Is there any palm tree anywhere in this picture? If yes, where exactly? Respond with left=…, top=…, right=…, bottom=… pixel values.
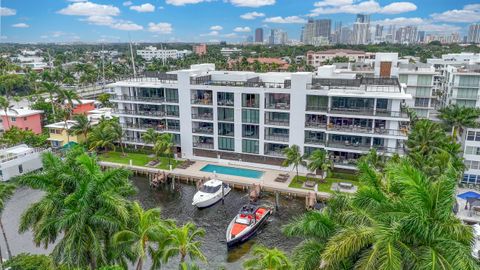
left=0, top=96, right=13, bottom=128
left=69, top=114, right=92, bottom=139
left=159, top=222, right=206, bottom=266
left=0, top=183, right=15, bottom=263
left=41, top=81, right=61, bottom=121
left=285, top=157, right=479, bottom=270
left=439, top=104, right=480, bottom=140
left=57, top=88, right=81, bottom=118
left=406, top=119, right=447, bottom=156
left=141, top=128, right=159, bottom=147
left=154, top=133, right=174, bottom=168
left=243, top=245, right=292, bottom=270
left=19, top=149, right=135, bottom=269
left=97, top=93, right=112, bottom=108
left=107, top=118, right=126, bottom=156
left=282, top=145, right=307, bottom=179
left=88, top=123, right=117, bottom=153
left=307, top=149, right=333, bottom=179
left=113, top=202, right=168, bottom=270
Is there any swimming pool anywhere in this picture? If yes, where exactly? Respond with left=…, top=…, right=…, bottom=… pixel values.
left=200, top=164, right=264, bottom=179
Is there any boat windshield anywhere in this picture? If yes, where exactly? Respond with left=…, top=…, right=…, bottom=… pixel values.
left=199, top=185, right=221, bottom=193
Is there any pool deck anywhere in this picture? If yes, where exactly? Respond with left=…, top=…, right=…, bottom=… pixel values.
left=456, top=188, right=480, bottom=224
left=99, top=159, right=332, bottom=200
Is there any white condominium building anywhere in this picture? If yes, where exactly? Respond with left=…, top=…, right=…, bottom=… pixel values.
left=444, top=65, right=480, bottom=108
left=137, top=46, right=191, bottom=61
left=398, top=63, right=440, bottom=118
left=109, top=60, right=411, bottom=171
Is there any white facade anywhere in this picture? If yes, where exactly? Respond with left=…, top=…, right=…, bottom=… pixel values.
left=444, top=65, right=480, bottom=108
left=137, top=46, right=190, bottom=61
left=398, top=63, right=439, bottom=118
left=109, top=58, right=411, bottom=171
left=220, top=48, right=242, bottom=57
left=463, top=128, right=480, bottom=185
left=0, top=144, right=46, bottom=181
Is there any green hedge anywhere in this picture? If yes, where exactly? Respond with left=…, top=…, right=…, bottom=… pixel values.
left=330, top=171, right=358, bottom=181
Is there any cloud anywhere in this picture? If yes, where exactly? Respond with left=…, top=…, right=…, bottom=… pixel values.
left=123, top=1, right=133, bottom=6
left=223, top=33, right=238, bottom=38
left=130, top=3, right=155, bottom=13
left=381, top=2, right=417, bottom=14
left=165, top=0, right=208, bottom=6
left=12, top=23, right=30, bottom=28
left=201, top=31, right=219, bottom=36
left=148, top=22, right=173, bottom=34
left=240, top=11, right=265, bottom=20
left=228, top=0, right=275, bottom=7
left=112, top=22, right=143, bottom=31
left=210, top=25, right=223, bottom=31
left=430, top=4, right=480, bottom=23
left=264, top=16, right=306, bottom=24
left=83, top=15, right=115, bottom=25
left=310, top=0, right=416, bottom=15
left=371, top=17, right=423, bottom=26
left=234, top=26, right=251, bottom=32
left=158, top=6, right=165, bottom=10
left=0, top=7, right=16, bottom=16
left=58, top=1, right=120, bottom=16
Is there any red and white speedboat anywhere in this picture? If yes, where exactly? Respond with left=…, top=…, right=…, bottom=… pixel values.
left=226, top=204, right=272, bottom=248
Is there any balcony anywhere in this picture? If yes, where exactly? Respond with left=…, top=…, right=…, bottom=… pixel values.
left=329, top=108, right=408, bottom=118
left=191, top=98, right=213, bottom=105
left=192, top=124, right=214, bottom=135
left=265, top=103, right=290, bottom=110
left=266, top=93, right=290, bottom=110
left=305, top=137, right=325, bottom=145
left=113, top=109, right=165, bottom=117
left=111, top=95, right=165, bottom=103
left=265, top=118, right=289, bottom=126
left=123, top=123, right=180, bottom=132
left=192, top=113, right=213, bottom=121
left=265, top=143, right=287, bottom=157
left=265, top=134, right=289, bottom=142
left=305, top=121, right=327, bottom=129
left=193, top=141, right=214, bottom=149
left=326, top=124, right=408, bottom=137
left=191, top=77, right=291, bottom=89
left=306, top=105, right=328, bottom=112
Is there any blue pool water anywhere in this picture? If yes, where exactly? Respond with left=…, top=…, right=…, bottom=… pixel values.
left=200, top=164, right=264, bottom=179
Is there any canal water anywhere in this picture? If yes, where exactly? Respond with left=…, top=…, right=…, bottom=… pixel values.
left=2, top=176, right=306, bottom=270
left=130, top=176, right=305, bottom=269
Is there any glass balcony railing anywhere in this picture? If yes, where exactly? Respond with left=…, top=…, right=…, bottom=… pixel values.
left=265, top=134, right=289, bottom=142
left=192, top=113, right=213, bottom=121
left=112, top=109, right=165, bottom=117
left=111, top=95, right=166, bottom=103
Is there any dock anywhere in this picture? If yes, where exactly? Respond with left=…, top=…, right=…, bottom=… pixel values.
left=98, top=161, right=332, bottom=201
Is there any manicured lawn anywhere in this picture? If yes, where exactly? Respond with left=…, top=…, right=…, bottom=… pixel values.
left=99, top=151, right=182, bottom=170
left=288, top=175, right=362, bottom=193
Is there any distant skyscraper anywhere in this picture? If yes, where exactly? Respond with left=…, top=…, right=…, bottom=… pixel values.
left=255, top=28, right=264, bottom=43
left=246, top=35, right=253, bottom=43
left=301, top=18, right=331, bottom=45
left=395, top=26, right=417, bottom=44
left=417, top=31, right=425, bottom=43
left=352, top=14, right=370, bottom=45
left=375, top=25, right=383, bottom=38
left=340, top=27, right=353, bottom=44
left=331, top=21, right=342, bottom=44
left=269, top=29, right=288, bottom=45
left=468, top=24, right=480, bottom=43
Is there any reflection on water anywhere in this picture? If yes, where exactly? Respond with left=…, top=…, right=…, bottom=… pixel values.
left=130, top=176, right=304, bottom=269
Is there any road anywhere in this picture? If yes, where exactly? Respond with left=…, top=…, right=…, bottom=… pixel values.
left=0, top=187, right=53, bottom=258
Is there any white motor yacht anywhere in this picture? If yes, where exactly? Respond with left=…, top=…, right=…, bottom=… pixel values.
left=192, top=179, right=231, bottom=208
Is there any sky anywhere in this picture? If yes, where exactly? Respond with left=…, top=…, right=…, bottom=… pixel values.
left=0, top=0, right=479, bottom=43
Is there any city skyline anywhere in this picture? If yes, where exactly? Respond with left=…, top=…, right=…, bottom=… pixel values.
left=1, top=0, right=480, bottom=43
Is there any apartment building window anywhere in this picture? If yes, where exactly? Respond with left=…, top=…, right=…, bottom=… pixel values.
left=242, top=93, right=259, bottom=108
left=218, top=108, right=234, bottom=122
left=242, top=124, right=259, bottom=139
left=306, top=95, right=328, bottom=111
left=398, top=74, right=408, bottom=84
left=376, top=99, right=388, bottom=110
left=11, top=117, right=16, bottom=122
left=242, top=109, right=259, bottom=124
left=266, top=93, right=290, bottom=110
left=457, top=88, right=478, bottom=99
left=242, top=139, right=259, bottom=154
left=466, top=131, right=480, bottom=141
left=416, top=87, right=430, bottom=97
left=304, top=146, right=322, bottom=157
left=218, top=137, right=234, bottom=151
left=165, top=105, right=179, bottom=117
left=191, top=90, right=212, bottom=105
left=218, top=123, right=234, bottom=137
left=417, top=75, right=432, bottom=86
left=414, top=109, right=428, bottom=118
left=459, top=76, right=480, bottom=87
left=465, top=146, right=480, bottom=155
left=166, top=88, right=179, bottom=103
left=217, top=92, right=234, bottom=106
left=466, top=160, right=480, bottom=170
left=456, top=100, right=476, bottom=108
left=462, top=174, right=480, bottom=184
left=414, top=98, right=429, bottom=107
left=265, top=112, right=289, bottom=126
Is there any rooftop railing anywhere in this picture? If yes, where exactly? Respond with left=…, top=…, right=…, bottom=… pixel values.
left=0, top=148, right=47, bottom=164
left=111, top=95, right=166, bottom=103
left=191, top=75, right=291, bottom=89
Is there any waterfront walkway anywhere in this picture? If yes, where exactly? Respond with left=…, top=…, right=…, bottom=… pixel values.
left=99, top=159, right=332, bottom=200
